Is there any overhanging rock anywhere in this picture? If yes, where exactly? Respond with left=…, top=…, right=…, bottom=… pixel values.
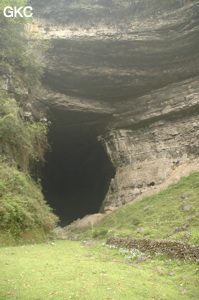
left=29, top=0, right=199, bottom=220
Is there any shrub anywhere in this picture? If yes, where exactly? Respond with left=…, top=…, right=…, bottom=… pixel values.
left=0, top=163, right=59, bottom=235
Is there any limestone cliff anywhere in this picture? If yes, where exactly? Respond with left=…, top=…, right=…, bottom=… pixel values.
left=100, top=77, right=199, bottom=209
left=29, top=0, right=199, bottom=214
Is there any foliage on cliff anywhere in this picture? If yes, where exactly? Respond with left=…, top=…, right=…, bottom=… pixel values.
left=0, top=93, right=58, bottom=243
left=0, top=92, right=58, bottom=244
left=0, top=1, right=58, bottom=244
left=0, top=163, right=58, bottom=239
left=0, top=91, right=50, bottom=172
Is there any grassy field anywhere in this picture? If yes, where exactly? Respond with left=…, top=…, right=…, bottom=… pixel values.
left=0, top=172, right=199, bottom=299
left=74, top=172, right=199, bottom=244
left=0, top=240, right=198, bottom=300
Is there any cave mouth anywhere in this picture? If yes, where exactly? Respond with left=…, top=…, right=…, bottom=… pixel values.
left=41, top=109, right=115, bottom=227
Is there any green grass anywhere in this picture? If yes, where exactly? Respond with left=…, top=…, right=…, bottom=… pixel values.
left=71, top=172, right=199, bottom=244
left=0, top=240, right=198, bottom=300
left=0, top=172, right=199, bottom=299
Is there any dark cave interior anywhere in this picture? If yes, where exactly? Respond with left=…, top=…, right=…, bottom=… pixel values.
left=41, top=109, right=115, bottom=226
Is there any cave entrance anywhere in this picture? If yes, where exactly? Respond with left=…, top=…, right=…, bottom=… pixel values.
left=41, top=109, right=115, bottom=226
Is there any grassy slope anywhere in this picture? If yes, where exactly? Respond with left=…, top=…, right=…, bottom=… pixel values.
left=0, top=163, right=58, bottom=246
left=73, top=172, right=199, bottom=244
left=0, top=240, right=198, bottom=300
left=0, top=172, right=198, bottom=299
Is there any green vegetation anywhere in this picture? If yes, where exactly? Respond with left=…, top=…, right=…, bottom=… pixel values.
left=0, top=3, right=198, bottom=299
left=0, top=1, right=58, bottom=244
left=0, top=92, right=58, bottom=244
left=0, top=240, right=198, bottom=300
left=0, top=163, right=58, bottom=245
left=0, top=92, right=50, bottom=172
left=69, top=172, right=199, bottom=245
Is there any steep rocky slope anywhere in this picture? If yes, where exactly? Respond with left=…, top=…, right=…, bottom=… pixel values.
left=28, top=0, right=199, bottom=220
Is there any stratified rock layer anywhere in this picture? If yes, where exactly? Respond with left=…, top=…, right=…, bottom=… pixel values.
left=29, top=0, right=199, bottom=212
left=100, top=77, right=199, bottom=209
left=30, top=0, right=199, bottom=103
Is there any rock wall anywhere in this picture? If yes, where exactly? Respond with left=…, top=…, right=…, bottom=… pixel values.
left=107, top=237, right=199, bottom=261
left=29, top=0, right=199, bottom=103
left=100, top=77, right=199, bottom=209
left=28, top=0, right=199, bottom=213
